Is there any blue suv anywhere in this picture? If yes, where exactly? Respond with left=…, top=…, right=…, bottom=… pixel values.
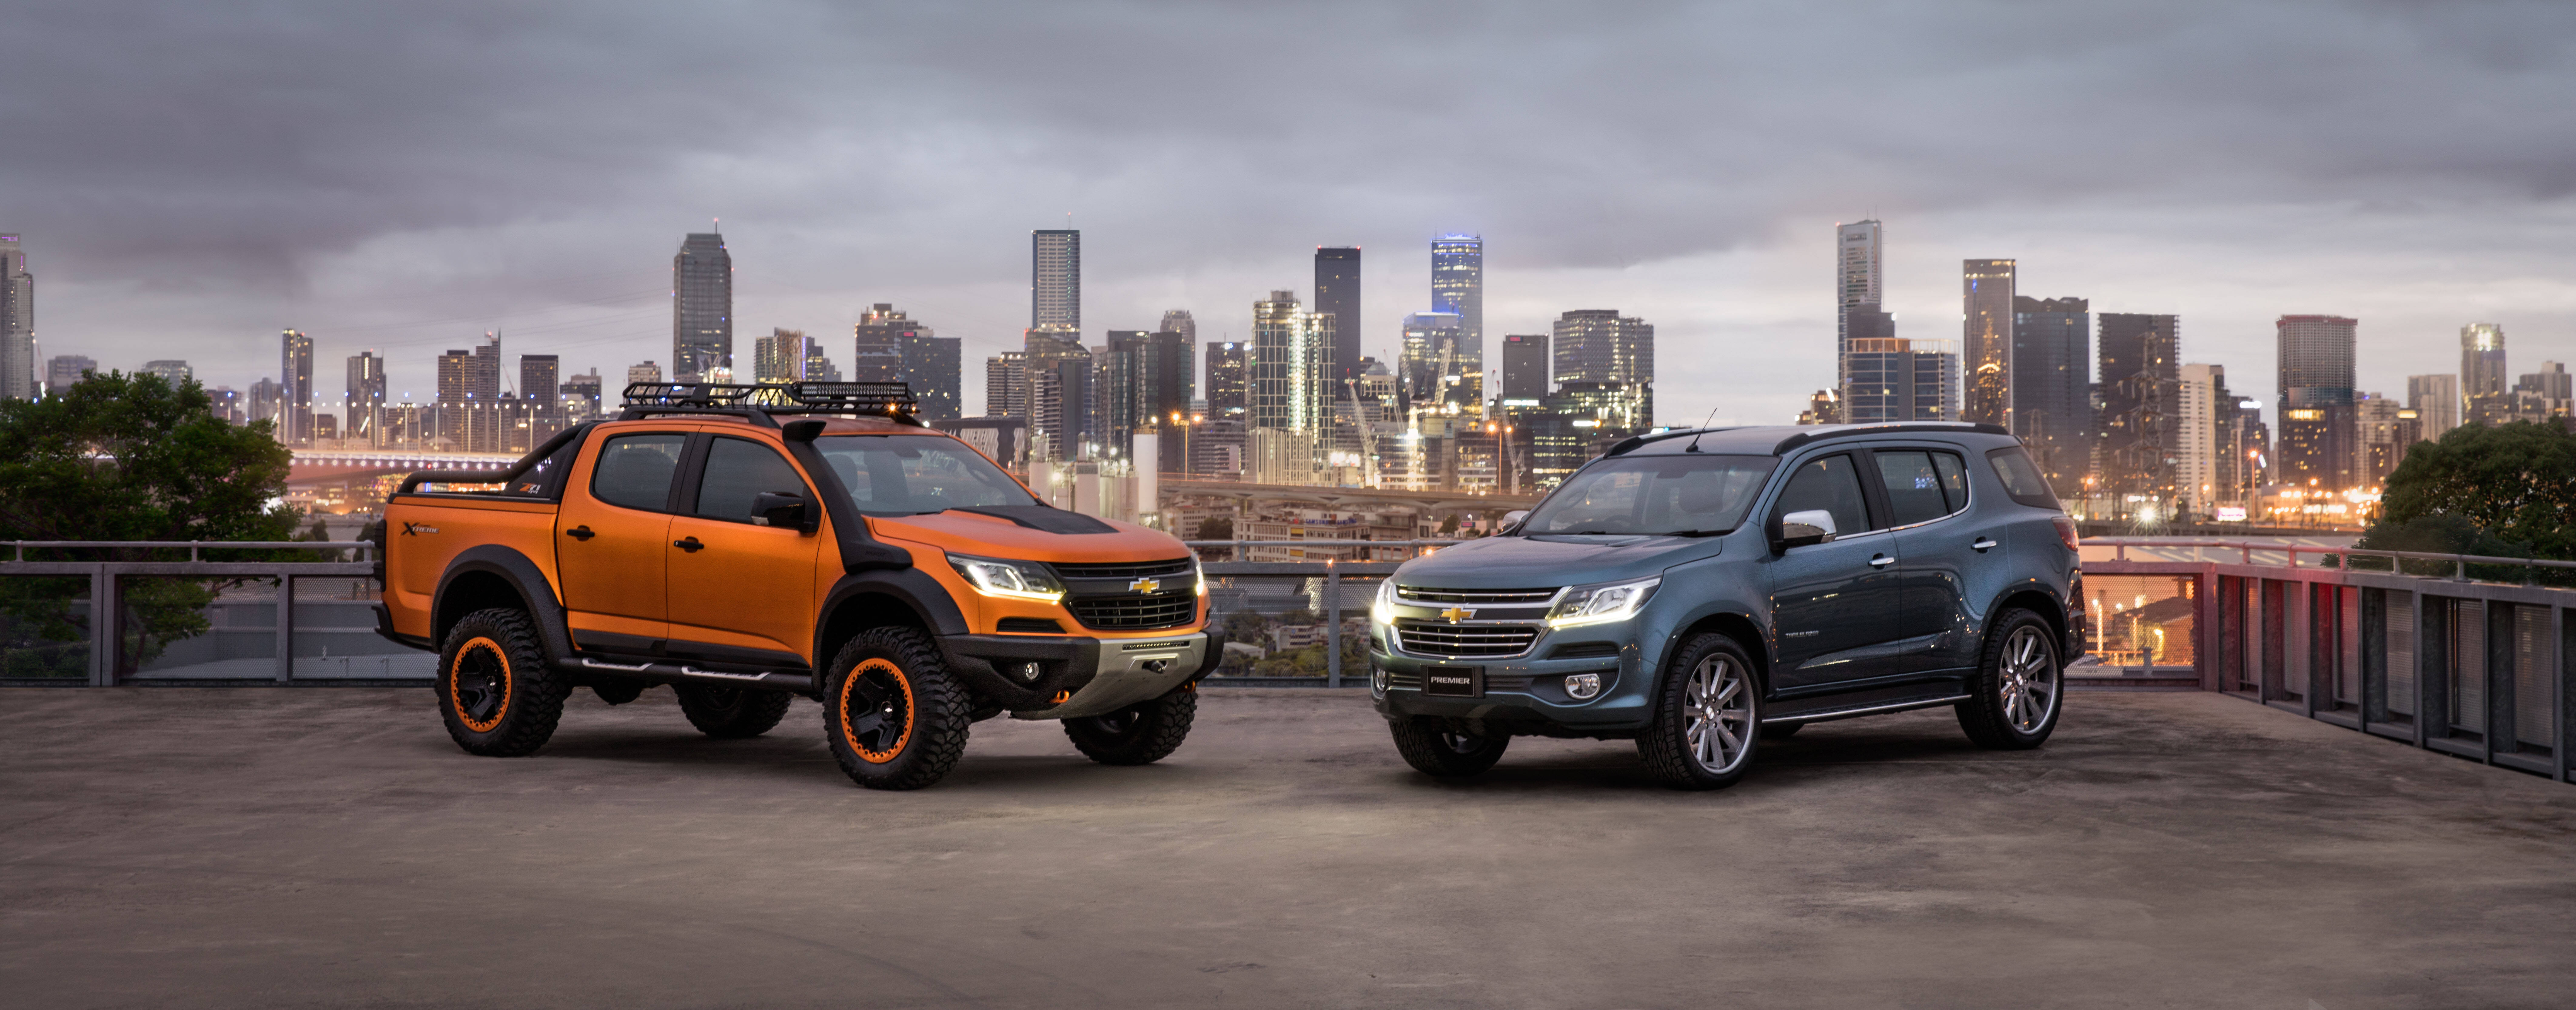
left=1369, top=423, right=2084, bottom=790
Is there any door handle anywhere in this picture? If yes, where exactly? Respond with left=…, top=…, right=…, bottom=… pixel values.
left=673, top=536, right=705, bottom=553
left=1868, top=555, right=1896, bottom=567
left=565, top=525, right=595, bottom=541
left=1972, top=538, right=1998, bottom=553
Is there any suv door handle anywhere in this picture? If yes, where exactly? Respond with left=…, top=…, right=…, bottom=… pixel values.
left=673, top=536, right=704, bottom=553
left=565, top=525, right=596, bottom=541
left=1868, top=555, right=1895, bottom=567
left=1972, top=538, right=1998, bottom=553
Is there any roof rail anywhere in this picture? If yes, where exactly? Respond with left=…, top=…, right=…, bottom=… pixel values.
left=1773, top=422, right=2009, bottom=454
left=616, top=381, right=926, bottom=427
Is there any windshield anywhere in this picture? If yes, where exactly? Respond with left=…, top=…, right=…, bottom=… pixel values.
left=812, top=435, right=1039, bottom=515
left=1521, top=454, right=1778, bottom=536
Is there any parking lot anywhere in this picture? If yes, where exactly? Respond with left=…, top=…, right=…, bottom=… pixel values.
left=6, top=686, right=2574, bottom=1008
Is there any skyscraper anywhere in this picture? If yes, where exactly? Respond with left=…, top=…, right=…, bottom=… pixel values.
left=2461, top=322, right=2511, bottom=426
left=852, top=304, right=920, bottom=384
left=280, top=329, right=314, bottom=446
left=672, top=232, right=732, bottom=383
left=520, top=353, right=563, bottom=443
left=0, top=234, right=32, bottom=400
left=627, top=361, right=662, bottom=388
left=2098, top=313, right=2181, bottom=499
left=2176, top=363, right=2222, bottom=516
left=985, top=352, right=1028, bottom=419
left=2012, top=296, right=2091, bottom=495
left=1032, top=230, right=1080, bottom=331
left=802, top=334, right=839, bottom=384
left=1159, top=310, right=1196, bottom=345
left=143, top=360, right=193, bottom=386
left=345, top=351, right=385, bottom=447
left=2518, top=362, right=2571, bottom=422
left=1249, top=291, right=1334, bottom=484
left=1398, top=310, right=1464, bottom=411
left=2276, top=314, right=2359, bottom=487
left=754, top=328, right=807, bottom=383
left=901, top=329, right=962, bottom=420
left=1315, top=247, right=1362, bottom=383
left=1551, top=310, right=1654, bottom=436
left=1100, top=330, right=1192, bottom=467
left=2406, top=374, right=2460, bottom=436
left=46, top=354, right=96, bottom=393
left=1835, top=221, right=1882, bottom=405
left=1204, top=341, right=1247, bottom=420
left=1501, top=333, right=1549, bottom=401
left=561, top=369, right=602, bottom=421
left=1961, top=259, right=2016, bottom=428
left=1430, top=235, right=1482, bottom=377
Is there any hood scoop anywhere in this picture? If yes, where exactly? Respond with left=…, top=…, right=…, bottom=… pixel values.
left=944, top=505, right=1116, bottom=535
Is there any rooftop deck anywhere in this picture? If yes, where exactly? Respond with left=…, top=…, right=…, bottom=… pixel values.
left=6, top=687, right=2573, bottom=1007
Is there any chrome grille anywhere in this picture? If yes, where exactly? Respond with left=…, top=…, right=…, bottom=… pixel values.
left=1394, top=621, right=1540, bottom=658
left=1055, top=557, right=1194, bottom=580
left=1066, top=590, right=1197, bottom=631
left=1397, top=586, right=1558, bottom=605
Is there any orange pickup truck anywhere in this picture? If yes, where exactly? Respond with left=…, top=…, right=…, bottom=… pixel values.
left=376, top=382, right=1220, bottom=790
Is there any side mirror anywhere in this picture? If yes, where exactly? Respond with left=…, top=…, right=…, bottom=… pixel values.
left=1776, top=509, right=1837, bottom=550
left=1501, top=510, right=1530, bottom=532
left=752, top=491, right=812, bottom=532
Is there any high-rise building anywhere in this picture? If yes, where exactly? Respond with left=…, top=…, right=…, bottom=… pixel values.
left=852, top=304, right=921, bottom=384
left=143, top=360, right=192, bottom=386
left=1159, top=310, right=1196, bottom=346
left=1501, top=333, right=1548, bottom=401
left=1551, top=310, right=1654, bottom=436
left=1835, top=221, right=1883, bottom=404
left=1100, top=330, right=1193, bottom=469
left=2518, top=362, right=2572, bottom=423
left=754, top=328, right=807, bottom=383
left=1204, top=341, right=1247, bottom=421
left=1846, top=337, right=1960, bottom=425
left=901, top=330, right=961, bottom=420
left=2229, top=400, right=2270, bottom=501
left=46, top=354, right=96, bottom=394
left=1961, top=259, right=2015, bottom=428
left=1398, top=310, right=1465, bottom=411
left=2097, top=313, right=2181, bottom=500
left=2176, top=364, right=2222, bottom=516
left=280, top=329, right=314, bottom=446
left=1315, top=247, right=1362, bottom=384
left=436, top=348, right=477, bottom=450
left=2276, top=314, right=2358, bottom=487
left=248, top=378, right=283, bottom=431
left=2406, top=374, right=2460, bottom=438
left=985, top=352, right=1028, bottom=419
left=2462, top=322, right=2512, bottom=426
left=672, top=232, right=732, bottom=383
left=1430, top=235, right=1482, bottom=377
left=0, top=234, right=31, bottom=400
left=802, top=334, right=838, bottom=384
left=1032, top=230, right=1080, bottom=331
left=2012, top=296, right=2091, bottom=495
left=345, top=351, right=385, bottom=446
left=561, top=369, right=603, bottom=421
left=1024, top=332, right=1093, bottom=461
left=519, top=353, right=562, bottom=441
left=1249, top=290, right=1334, bottom=484
left=627, top=361, right=662, bottom=388
left=2354, top=394, right=2417, bottom=487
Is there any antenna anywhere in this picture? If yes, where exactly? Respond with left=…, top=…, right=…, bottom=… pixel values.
left=1682, top=404, right=1723, bottom=452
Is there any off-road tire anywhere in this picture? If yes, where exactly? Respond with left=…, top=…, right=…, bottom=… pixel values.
left=822, top=626, right=971, bottom=790
left=437, top=607, right=570, bottom=757
left=1063, top=682, right=1198, bottom=765
left=676, top=683, right=794, bottom=738
left=1956, top=608, right=2063, bottom=750
left=1636, top=632, right=1763, bottom=790
left=590, top=680, right=646, bottom=705
left=1389, top=718, right=1509, bottom=777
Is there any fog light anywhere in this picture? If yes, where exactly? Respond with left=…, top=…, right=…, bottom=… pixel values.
left=1016, top=662, right=1044, bottom=683
left=1370, top=666, right=1389, bottom=699
left=1564, top=673, right=1602, bottom=700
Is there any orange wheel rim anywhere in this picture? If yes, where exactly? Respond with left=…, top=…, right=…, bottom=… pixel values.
left=839, top=658, right=915, bottom=764
left=448, top=636, right=512, bottom=733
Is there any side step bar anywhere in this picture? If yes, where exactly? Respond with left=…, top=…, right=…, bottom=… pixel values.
left=1763, top=694, right=1971, bottom=726
left=551, top=656, right=816, bottom=694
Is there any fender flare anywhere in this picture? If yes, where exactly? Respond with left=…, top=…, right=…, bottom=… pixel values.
left=1653, top=600, right=1777, bottom=687
left=812, top=566, right=972, bottom=660
left=432, top=545, right=576, bottom=662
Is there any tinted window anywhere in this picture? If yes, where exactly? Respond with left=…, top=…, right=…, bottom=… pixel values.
left=696, top=437, right=808, bottom=522
left=1985, top=446, right=2061, bottom=510
left=1931, top=451, right=1969, bottom=512
left=1775, top=454, right=1871, bottom=536
left=1874, top=450, right=1952, bottom=527
left=590, top=433, right=686, bottom=511
left=813, top=435, right=1039, bottom=515
left=1521, top=455, right=1777, bottom=536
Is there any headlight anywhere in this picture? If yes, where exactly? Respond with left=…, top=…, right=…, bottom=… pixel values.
left=1371, top=579, right=1397, bottom=625
left=948, top=555, right=1065, bottom=602
left=1547, top=577, right=1660, bottom=628
left=1194, top=557, right=1208, bottom=597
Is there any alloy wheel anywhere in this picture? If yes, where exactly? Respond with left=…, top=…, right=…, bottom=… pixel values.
left=1999, top=625, right=2058, bottom=732
left=1683, top=654, right=1753, bottom=774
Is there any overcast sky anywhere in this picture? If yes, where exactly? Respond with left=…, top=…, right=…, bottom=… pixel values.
left=7, top=1, right=2574, bottom=425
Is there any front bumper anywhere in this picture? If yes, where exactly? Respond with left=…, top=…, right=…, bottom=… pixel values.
left=1367, top=622, right=1650, bottom=733
left=939, top=629, right=1220, bottom=718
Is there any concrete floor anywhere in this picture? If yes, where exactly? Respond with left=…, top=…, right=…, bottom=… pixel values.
left=5, top=687, right=2573, bottom=1009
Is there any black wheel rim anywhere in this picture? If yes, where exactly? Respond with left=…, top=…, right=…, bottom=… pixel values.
left=452, top=640, right=508, bottom=728
left=841, top=661, right=914, bottom=761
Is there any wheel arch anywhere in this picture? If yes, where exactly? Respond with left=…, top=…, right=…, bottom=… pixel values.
left=1988, top=584, right=2071, bottom=660
left=813, top=567, right=970, bottom=680
left=431, top=546, right=575, bottom=661
left=1663, top=609, right=1773, bottom=693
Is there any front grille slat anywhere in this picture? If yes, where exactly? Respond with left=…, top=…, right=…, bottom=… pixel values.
left=1055, top=558, right=1195, bottom=580
left=1394, top=620, right=1541, bottom=658
left=1066, top=590, right=1198, bottom=631
left=1397, top=586, right=1558, bottom=605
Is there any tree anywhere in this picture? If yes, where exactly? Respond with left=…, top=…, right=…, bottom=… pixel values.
left=1195, top=515, right=1233, bottom=541
left=0, top=372, right=302, bottom=674
left=2363, top=420, right=2576, bottom=561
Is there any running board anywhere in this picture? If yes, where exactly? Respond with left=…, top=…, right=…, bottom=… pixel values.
left=1763, top=694, right=1971, bottom=726
left=554, top=656, right=815, bottom=694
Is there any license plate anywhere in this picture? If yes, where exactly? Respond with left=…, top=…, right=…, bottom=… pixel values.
left=1423, top=665, right=1483, bottom=698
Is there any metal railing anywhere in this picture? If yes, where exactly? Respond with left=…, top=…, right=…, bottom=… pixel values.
left=2, top=541, right=380, bottom=686
left=1182, top=540, right=1468, bottom=687
left=2087, top=539, right=2573, bottom=784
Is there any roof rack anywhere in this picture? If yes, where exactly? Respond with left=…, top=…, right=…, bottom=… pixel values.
left=617, top=381, right=926, bottom=427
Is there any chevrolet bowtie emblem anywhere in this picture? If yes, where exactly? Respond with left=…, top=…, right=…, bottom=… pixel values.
left=1441, top=606, right=1475, bottom=623
left=1128, top=577, right=1162, bottom=594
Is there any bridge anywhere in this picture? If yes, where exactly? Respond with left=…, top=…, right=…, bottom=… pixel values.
left=287, top=448, right=523, bottom=485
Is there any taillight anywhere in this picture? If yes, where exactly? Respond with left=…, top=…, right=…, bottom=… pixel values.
left=2051, top=515, right=2080, bottom=552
